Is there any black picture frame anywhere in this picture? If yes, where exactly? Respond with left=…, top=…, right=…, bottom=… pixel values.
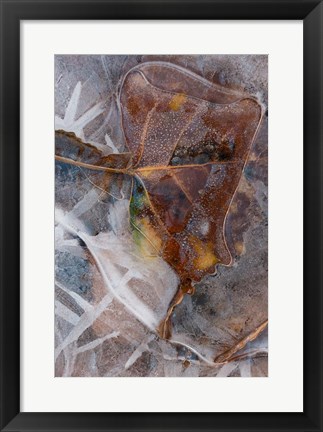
left=0, top=1, right=322, bottom=431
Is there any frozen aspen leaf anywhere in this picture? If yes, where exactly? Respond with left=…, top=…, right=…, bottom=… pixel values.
left=55, top=57, right=267, bottom=377
left=56, top=61, right=264, bottom=338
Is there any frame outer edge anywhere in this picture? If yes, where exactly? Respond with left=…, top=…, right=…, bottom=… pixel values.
left=0, top=0, right=322, bottom=431
left=303, top=1, right=323, bottom=431
left=0, top=0, right=20, bottom=431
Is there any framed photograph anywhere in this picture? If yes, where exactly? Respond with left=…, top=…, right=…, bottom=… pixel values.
left=0, top=0, right=322, bottom=431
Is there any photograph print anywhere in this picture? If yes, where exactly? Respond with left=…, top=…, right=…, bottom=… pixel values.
left=54, top=55, right=268, bottom=377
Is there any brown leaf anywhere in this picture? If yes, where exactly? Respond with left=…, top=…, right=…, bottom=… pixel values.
left=55, top=62, right=264, bottom=339
left=121, top=63, right=263, bottom=336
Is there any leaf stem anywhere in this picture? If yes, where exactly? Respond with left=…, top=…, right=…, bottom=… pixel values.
left=55, top=154, right=242, bottom=175
left=55, top=155, right=130, bottom=175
